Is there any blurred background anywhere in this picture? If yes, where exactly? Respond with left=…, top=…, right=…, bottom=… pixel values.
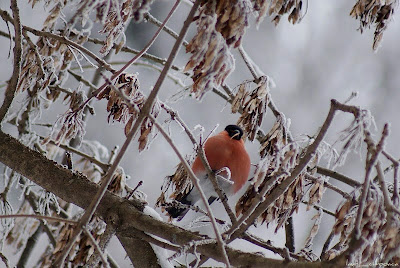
left=1, top=0, right=399, bottom=266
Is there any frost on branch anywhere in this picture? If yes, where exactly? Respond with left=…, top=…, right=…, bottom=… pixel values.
left=350, top=0, right=397, bottom=50
left=334, top=108, right=374, bottom=167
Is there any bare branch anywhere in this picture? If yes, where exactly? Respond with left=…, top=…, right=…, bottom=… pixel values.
left=238, top=45, right=259, bottom=81
left=316, top=166, right=361, bottom=187
left=301, top=201, right=336, bottom=217
left=82, top=227, right=110, bottom=268
left=17, top=225, right=43, bottom=267
left=144, top=12, right=189, bottom=46
left=243, top=233, right=297, bottom=260
left=306, top=174, right=352, bottom=200
left=0, top=214, right=77, bottom=224
left=0, top=1, right=22, bottom=123
left=354, top=124, right=388, bottom=239
left=382, top=150, right=400, bottom=205
left=40, top=136, right=110, bottom=171
left=376, top=161, right=400, bottom=215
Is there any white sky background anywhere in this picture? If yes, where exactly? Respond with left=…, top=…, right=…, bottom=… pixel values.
left=1, top=0, right=400, bottom=266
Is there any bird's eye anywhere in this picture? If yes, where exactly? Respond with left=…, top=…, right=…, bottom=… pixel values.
left=230, top=130, right=241, bottom=140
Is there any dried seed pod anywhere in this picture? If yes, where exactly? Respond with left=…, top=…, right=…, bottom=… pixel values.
left=306, top=178, right=325, bottom=210
left=184, top=2, right=235, bottom=99
left=97, top=73, right=140, bottom=123
left=108, top=167, right=127, bottom=195
left=99, top=0, right=154, bottom=54
left=97, top=72, right=160, bottom=151
left=213, top=0, right=251, bottom=47
left=259, top=116, right=288, bottom=158
left=350, top=0, right=397, bottom=50
left=237, top=76, right=271, bottom=141
left=267, top=0, right=304, bottom=25
left=231, top=83, right=247, bottom=113
left=156, top=159, right=195, bottom=218
left=328, top=186, right=388, bottom=265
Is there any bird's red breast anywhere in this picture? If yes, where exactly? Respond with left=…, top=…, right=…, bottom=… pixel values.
left=191, top=130, right=251, bottom=193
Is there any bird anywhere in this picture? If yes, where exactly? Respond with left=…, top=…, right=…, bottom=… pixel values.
left=166, top=125, right=251, bottom=220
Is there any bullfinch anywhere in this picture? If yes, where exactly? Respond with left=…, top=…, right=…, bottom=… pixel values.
left=167, top=125, right=251, bottom=219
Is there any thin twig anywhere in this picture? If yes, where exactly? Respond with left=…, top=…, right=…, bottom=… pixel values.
left=87, top=223, right=115, bottom=267
left=0, top=214, right=77, bottom=224
left=320, top=231, right=335, bottom=259
left=129, top=228, right=181, bottom=252
left=0, top=1, right=22, bottom=123
left=39, top=137, right=110, bottom=171
left=126, top=180, right=143, bottom=200
left=25, top=193, right=57, bottom=246
left=376, top=161, right=400, bottom=215
left=238, top=45, right=259, bottom=81
left=82, top=227, right=110, bottom=268
left=243, top=233, right=296, bottom=260
left=305, top=174, right=353, bottom=200
left=68, top=69, right=98, bottom=91
left=48, top=85, right=73, bottom=96
left=87, top=36, right=183, bottom=72
left=17, top=224, right=42, bottom=267
left=144, top=12, right=189, bottom=46
left=285, top=217, right=295, bottom=253
left=107, top=254, right=120, bottom=268
left=0, top=253, right=9, bottom=268
left=382, top=150, right=400, bottom=206
left=22, top=30, right=45, bottom=76
left=300, top=201, right=336, bottom=217
left=354, top=124, right=388, bottom=239
left=316, top=166, right=361, bottom=187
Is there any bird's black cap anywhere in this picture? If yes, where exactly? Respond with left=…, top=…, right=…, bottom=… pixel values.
left=225, top=125, right=244, bottom=140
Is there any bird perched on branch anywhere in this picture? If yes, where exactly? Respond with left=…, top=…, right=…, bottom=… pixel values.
left=166, top=125, right=251, bottom=220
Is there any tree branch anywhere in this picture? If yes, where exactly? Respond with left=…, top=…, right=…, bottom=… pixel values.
left=0, top=0, right=22, bottom=123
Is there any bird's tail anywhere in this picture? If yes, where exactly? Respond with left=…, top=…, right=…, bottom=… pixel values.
left=166, top=190, right=218, bottom=220
left=165, top=192, right=192, bottom=220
